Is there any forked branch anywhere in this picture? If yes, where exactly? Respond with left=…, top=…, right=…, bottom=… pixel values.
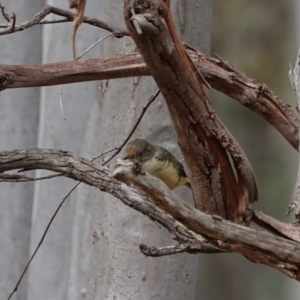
left=124, top=0, right=257, bottom=219
left=0, top=50, right=297, bottom=151
left=0, top=149, right=300, bottom=280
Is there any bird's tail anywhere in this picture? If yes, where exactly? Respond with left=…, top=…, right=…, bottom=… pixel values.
left=185, top=179, right=192, bottom=189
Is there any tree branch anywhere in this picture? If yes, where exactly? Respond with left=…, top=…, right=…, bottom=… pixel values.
left=0, top=172, right=61, bottom=182
left=0, top=5, right=297, bottom=153
left=0, top=148, right=222, bottom=254
left=139, top=243, right=225, bottom=256
left=0, top=49, right=297, bottom=152
left=0, top=4, right=128, bottom=37
left=111, top=159, right=300, bottom=279
left=1, top=149, right=300, bottom=279
left=124, top=0, right=258, bottom=218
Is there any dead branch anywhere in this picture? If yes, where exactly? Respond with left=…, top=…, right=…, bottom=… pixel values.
left=124, top=0, right=258, bottom=218
left=112, top=159, right=300, bottom=279
left=0, top=53, right=146, bottom=89
left=0, top=2, right=10, bottom=22
left=101, top=89, right=160, bottom=165
left=1, top=149, right=300, bottom=280
left=0, top=148, right=230, bottom=300
left=0, top=5, right=128, bottom=37
left=0, top=4, right=297, bottom=152
left=0, top=173, right=61, bottom=182
left=6, top=180, right=80, bottom=300
left=139, top=243, right=225, bottom=256
left=0, top=2, right=15, bottom=33
left=10, top=88, right=160, bottom=296
left=70, top=0, right=87, bottom=62
left=0, top=49, right=297, bottom=152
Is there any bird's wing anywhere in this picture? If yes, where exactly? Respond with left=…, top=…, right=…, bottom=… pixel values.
left=155, top=146, right=188, bottom=178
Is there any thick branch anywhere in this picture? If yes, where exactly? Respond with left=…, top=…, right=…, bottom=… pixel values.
left=0, top=51, right=297, bottom=151
left=0, top=149, right=223, bottom=254
left=1, top=149, right=300, bottom=279
left=0, top=4, right=297, bottom=152
left=0, top=53, right=146, bottom=89
left=124, top=0, right=259, bottom=218
left=112, top=159, right=300, bottom=279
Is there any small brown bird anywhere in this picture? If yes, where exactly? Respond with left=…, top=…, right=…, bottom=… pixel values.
left=123, top=139, right=191, bottom=190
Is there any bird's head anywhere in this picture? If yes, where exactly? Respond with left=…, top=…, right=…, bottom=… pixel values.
left=123, top=139, right=154, bottom=162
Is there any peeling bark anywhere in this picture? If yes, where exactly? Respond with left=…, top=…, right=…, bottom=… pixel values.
left=1, top=149, right=300, bottom=280
left=123, top=0, right=257, bottom=219
left=0, top=51, right=297, bottom=150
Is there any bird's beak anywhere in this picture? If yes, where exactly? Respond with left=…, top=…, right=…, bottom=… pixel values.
left=123, top=155, right=130, bottom=160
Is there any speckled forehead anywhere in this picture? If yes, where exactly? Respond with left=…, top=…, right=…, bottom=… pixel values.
left=125, top=145, right=138, bottom=156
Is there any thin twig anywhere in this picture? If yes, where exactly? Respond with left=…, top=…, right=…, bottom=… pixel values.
left=9, top=12, right=15, bottom=32
left=0, top=173, right=61, bottom=182
left=0, top=5, right=129, bottom=36
left=101, top=89, right=160, bottom=166
left=92, top=147, right=118, bottom=161
left=7, top=182, right=79, bottom=300
left=0, top=2, right=15, bottom=33
left=0, top=18, right=69, bottom=28
left=37, top=18, right=69, bottom=25
left=7, top=90, right=159, bottom=299
left=0, top=2, right=10, bottom=22
left=77, top=33, right=114, bottom=60
left=139, top=243, right=224, bottom=256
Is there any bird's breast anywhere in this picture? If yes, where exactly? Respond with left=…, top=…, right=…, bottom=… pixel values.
left=143, top=158, right=180, bottom=189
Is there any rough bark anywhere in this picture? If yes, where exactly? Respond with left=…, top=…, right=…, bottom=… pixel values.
left=85, top=1, right=211, bottom=299
left=1, top=149, right=300, bottom=280
left=2, top=1, right=300, bottom=299
left=123, top=0, right=258, bottom=219
left=1, top=49, right=297, bottom=151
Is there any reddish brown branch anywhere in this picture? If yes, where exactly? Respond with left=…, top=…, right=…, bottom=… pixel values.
left=288, top=49, right=300, bottom=219
left=0, top=53, right=146, bottom=89
left=70, top=0, right=87, bottom=62
left=112, top=159, right=300, bottom=279
left=124, top=0, right=258, bottom=218
left=0, top=49, right=297, bottom=152
left=0, top=4, right=297, bottom=154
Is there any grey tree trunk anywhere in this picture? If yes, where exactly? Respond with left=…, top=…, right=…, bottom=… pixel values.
left=3, top=1, right=300, bottom=300
left=0, top=1, right=211, bottom=300
left=25, top=1, right=103, bottom=299
left=87, top=1, right=211, bottom=300
left=0, top=1, right=43, bottom=299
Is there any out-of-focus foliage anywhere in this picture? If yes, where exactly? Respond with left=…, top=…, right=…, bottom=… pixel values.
left=196, top=2, right=300, bottom=300
left=211, top=0, right=298, bottom=218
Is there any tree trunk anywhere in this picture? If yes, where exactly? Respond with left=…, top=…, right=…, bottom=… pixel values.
left=25, top=1, right=102, bottom=299
left=1, top=1, right=211, bottom=299
left=0, top=1, right=43, bottom=299
left=87, top=1, right=211, bottom=299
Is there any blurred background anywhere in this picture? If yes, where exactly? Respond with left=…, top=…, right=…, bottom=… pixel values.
left=1, top=1, right=300, bottom=300
left=196, top=1, right=300, bottom=299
